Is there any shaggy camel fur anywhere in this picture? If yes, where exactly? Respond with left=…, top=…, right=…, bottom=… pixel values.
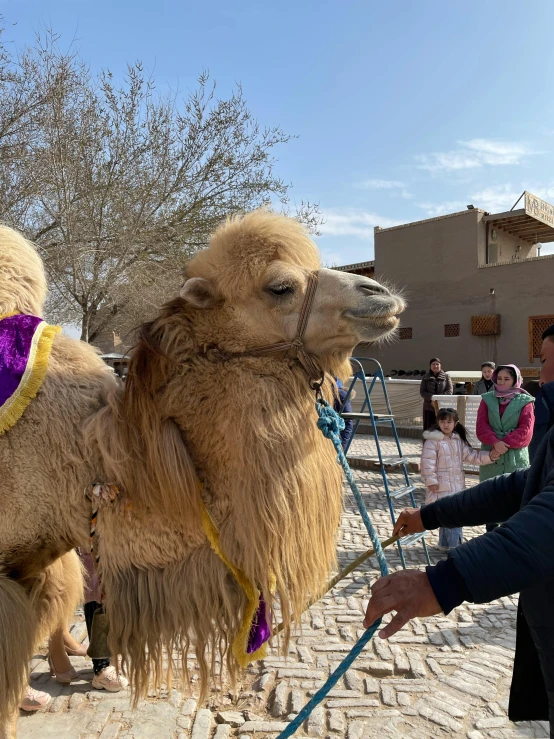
left=0, top=211, right=404, bottom=737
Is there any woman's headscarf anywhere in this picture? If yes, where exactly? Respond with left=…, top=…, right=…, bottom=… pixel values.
left=492, top=364, right=524, bottom=405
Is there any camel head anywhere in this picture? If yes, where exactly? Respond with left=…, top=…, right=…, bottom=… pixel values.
left=180, top=210, right=405, bottom=376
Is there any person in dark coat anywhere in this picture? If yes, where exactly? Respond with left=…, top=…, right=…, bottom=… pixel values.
left=333, top=378, right=354, bottom=452
left=363, top=323, right=554, bottom=734
left=530, top=382, right=554, bottom=462
left=528, top=326, right=554, bottom=462
left=419, top=358, right=453, bottom=431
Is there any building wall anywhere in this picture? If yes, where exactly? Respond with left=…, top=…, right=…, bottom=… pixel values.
left=359, top=210, right=554, bottom=375
left=489, top=226, right=536, bottom=264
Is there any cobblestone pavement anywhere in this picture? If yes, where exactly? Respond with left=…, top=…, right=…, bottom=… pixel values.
left=19, top=436, right=549, bottom=739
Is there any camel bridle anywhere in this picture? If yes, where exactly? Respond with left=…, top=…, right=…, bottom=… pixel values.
left=202, top=270, right=325, bottom=389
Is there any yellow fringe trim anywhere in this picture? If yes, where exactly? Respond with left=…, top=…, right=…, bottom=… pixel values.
left=199, top=503, right=268, bottom=667
left=0, top=317, right=61, bottom=436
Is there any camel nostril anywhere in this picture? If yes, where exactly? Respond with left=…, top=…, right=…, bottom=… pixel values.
left=356, top=281, right=388, bottom=296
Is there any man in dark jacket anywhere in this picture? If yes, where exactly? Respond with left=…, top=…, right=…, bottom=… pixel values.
left=419, top=358, right=453, bottom=431
left=364, top=324, right=554, bottom=733
left=530, top=325, right=554, bottom=461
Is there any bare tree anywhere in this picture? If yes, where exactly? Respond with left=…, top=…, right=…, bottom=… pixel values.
left=0, top=29, right=74, bottom=224
left=0, top=32, right=320, bottom=342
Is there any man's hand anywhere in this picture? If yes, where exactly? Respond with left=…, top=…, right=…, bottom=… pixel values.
left=493, top=440, right=510, bottom=455
left=363, top=570, right=442, bottom=638
left=427, top=484, right=439, bottom=494
left=489, top=449, right=500, bottom=462
left=393, top=508, right=425, bottom=537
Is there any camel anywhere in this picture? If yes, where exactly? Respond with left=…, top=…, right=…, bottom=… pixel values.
left=0, top=210, right=405, bottom=738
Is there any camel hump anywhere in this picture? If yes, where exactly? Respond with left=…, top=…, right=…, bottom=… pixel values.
left=0, top=225, right=47, bottom=317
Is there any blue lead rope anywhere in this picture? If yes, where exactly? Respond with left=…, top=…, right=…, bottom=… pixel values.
left=275, top=399, right=389, bottom=739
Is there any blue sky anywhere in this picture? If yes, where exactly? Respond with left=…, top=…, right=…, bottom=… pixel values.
left=6, top=0, right=554, bottom=265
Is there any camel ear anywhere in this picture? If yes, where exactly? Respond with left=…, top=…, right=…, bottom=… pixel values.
left=180, top=277, right=218, bottom=309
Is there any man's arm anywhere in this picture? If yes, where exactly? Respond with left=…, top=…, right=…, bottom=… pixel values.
left=365, top=469, right=554, bottom=637
left=449, top=471, right=554, bottom=602
left=420, top=467, right=528, bottom=530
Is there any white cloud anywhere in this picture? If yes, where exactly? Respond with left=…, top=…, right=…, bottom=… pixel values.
left=529, top=185, right=554, bottom=202
left=419, top=185, right=520, bottom=217
left=418, top=182, right=554, bottom=219
left=463, top=139, right=531, bottom=159
left=319, top=209, right=399, bottom=240
left=416, top=138, right=538, bottom=173
left=418, top=200, right=465, bottom=217
left=357, top=178, right=413, bottom=200
left=468, top=184, right=521, bottom=213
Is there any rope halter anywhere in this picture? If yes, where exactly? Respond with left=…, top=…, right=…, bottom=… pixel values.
left=203, top=271, right=325, bottom=388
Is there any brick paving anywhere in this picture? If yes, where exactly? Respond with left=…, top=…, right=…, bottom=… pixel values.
left=18, top=436, right=549, bottom=738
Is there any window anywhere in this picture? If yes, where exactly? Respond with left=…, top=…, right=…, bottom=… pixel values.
left=529, top=315, right=554, bottom=361
left=399, top=327, right=412, bottom=340
left=444, top=323, right=460, bottom=338
left=471, top=314, right=501, bottom=336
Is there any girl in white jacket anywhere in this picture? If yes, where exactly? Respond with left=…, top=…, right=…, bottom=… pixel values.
left=420, top=407, right=499, bottom=550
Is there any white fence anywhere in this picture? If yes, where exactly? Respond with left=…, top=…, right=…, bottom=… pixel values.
left=349, top=378, right=423, bottom=427
left=346, top=378, right=483, bottom=443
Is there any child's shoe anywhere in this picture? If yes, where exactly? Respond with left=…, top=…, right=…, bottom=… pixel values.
left=20, top=686, right=50, bottom=711
left=92, top=665, right=128, bottom=692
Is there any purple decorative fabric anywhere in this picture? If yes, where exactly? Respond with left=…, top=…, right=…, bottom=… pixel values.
left=247, top=594, right=271, bottom=653
left=0, top=314, right=43, bottom=407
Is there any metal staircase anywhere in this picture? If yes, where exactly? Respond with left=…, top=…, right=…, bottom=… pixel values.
left=340, top=357, right=431, bottom=568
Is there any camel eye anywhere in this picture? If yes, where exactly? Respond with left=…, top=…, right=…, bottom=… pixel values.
left=269, top=284, right=292, bottom=296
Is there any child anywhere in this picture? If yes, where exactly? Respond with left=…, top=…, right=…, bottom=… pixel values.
left=476, top=364, right=535, bottom=531
left=472, top=361, right=496, bottom=395
left=77, top=549, right=127, bottom=691
left=421, top=407, right=498, bottom=551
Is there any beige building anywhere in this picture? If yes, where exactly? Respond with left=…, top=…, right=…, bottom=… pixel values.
left=338, top=191, right=554, bottom=378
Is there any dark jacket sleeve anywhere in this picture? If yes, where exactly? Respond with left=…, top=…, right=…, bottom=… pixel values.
left=420, top=377, right=433, bottom=401
left=445, top=465, right=554, bottom=604
left=444, top=373, right=453, bottom=395
left=426, top=558, right=472, bottom=614
left=420, top=468, right=528, bottom=529
left=424, top=466, right=554, bottom=612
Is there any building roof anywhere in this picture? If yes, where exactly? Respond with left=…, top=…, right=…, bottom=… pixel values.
left=483, top=191, right=554, bottom=244
left=99, top=352, right=128, bottom=360
left=373, top=208, right=485, bottom=234
left=333, top=260, right=375, bottom=272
